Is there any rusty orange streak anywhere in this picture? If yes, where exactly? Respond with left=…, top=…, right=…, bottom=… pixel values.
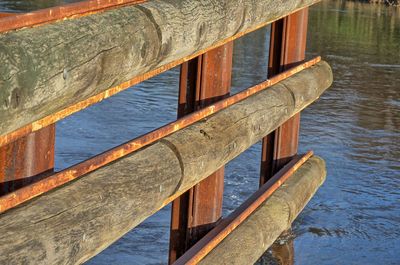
left=0, top=57, right=321, bottom=214
left=0, top=13, right=15, bottom=18
left=0, top=0, right=146, bottom=34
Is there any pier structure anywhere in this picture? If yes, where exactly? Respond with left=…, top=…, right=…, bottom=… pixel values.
left=0, top=0, right=332, bottom=264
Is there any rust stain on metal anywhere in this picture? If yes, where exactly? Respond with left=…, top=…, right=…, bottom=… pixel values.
left=0, top=125, right=55, bottom=196
left=273, top=9, right=309, bottom=169
left=173, top=151, right=314, bottom=265
left=0, top=4, right=319, bottom=148
left=261, top=9, right=309, bottom=185
left=0, top=57, right=320, bottom=214
left=169, top=42, right=233, bottom=263
left=0, top=0, right=146, bottom=34
left=0, top=13, right=15, bottom=18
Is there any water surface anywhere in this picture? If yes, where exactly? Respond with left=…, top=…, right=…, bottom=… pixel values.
left=290, top=2, right=400, bottom=264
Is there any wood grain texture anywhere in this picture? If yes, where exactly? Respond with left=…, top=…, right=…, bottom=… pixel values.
left=199, top=155, right=327, bottom=265
left=0, top=142, right=183, bottom=264
left=0, top=61, right=332, bottom=264
left=0, top=0, right=321, bottom=137
left=166, top=61, right=332, bottom=194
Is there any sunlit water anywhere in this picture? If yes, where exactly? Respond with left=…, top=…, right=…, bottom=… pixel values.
left=291, top=2, right=400, bottom=264
left=1, top=1, right=399, bottom=264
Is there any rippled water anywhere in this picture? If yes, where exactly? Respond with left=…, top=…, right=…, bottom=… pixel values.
left=1, top=0, right=399, bottom=264
left=291, top=2, right=400, bottom=264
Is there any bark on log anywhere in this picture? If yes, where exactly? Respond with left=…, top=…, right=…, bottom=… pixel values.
left=199, top=156, right=327, bottom=265
left=0, top=0, right=321, bottom=137
left=0, top=61, right=332, bottom=264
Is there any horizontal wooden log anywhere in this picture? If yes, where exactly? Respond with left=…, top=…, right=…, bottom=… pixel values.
left=0, top=61, right=332, bottom=264
left=0, top=0, right=320, bottom=138
left=199, top=155, right=327, bottom=265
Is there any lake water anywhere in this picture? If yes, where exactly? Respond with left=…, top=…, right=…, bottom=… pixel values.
left=1, top=1, right=399, bottom=264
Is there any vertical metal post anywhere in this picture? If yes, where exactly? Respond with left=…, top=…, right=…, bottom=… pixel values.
left=0, top=11, right=56, bottom=199
left=259, top=9, right=308, bottom=265
left=260, top=9, right=309, bottom=185
left=169, top=42, right=233, bottom=263
left=0, top=125, right=55, bottom=196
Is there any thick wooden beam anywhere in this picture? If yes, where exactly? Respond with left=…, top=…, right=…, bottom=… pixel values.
left=198, top=156, right=326, bottom=265
left=0, top=61, right=332, bottom=265
left=0, top=0, right=321, bottom=140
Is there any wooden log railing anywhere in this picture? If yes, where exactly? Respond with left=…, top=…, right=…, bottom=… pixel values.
left=197, top=155, right=326, bottom=265
left=0, top=0, right=321, bottom=146
left=0, top=57, right=321, bottom=214
left=0, top=0, right=333, bottom=264
left=0, top=61, right=333, bottom=264
left=174, top=153, right=326, bottom=265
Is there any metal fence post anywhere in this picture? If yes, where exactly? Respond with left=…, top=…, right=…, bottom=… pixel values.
left=169, top=42, right=233, bottom=263
left=260, top=8, right=309, bottom=185
left=0, top=125, right=55, bottom=195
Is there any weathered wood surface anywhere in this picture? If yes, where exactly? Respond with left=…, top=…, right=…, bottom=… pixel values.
left=199, top=155, right=327, bottom=265
left=0, top=61, right=332, bottom=264
left=0, top=0, right=321, bottom=138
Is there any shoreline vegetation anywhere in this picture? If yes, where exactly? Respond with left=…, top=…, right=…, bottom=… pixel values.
left=351, top=0, right=399, bottom=6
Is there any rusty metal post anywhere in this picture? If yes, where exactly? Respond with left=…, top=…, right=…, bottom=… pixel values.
left=260, top=9, right=309, bottom=185
left=259, top=8, right=309, bottom=265
left=0, top=11, right=56, bottom=198
left=169, top=42, right=233, bottom=263
left=0, top=125, right=55, bottom=196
